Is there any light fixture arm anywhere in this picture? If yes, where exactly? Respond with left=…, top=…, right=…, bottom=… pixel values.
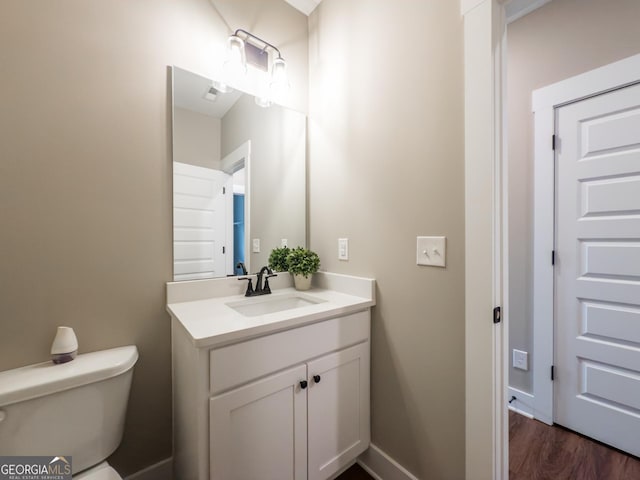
left=234, top=29, right=284, bottom=60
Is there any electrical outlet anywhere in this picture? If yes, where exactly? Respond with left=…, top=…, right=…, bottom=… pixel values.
left=338, top=238, right=349, bottom=261
left=252, top=238, right=260, bottom=253
left=281, top=238, right=288, bottom=247
left=513, top=349, right=529, bottom=371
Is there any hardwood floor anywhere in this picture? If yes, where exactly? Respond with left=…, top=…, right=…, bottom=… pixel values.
left=338, top=413, right=640, bottom=480
left=336, top=463, right=374, bottom=480
left=510, top=411, right=640, bottom=480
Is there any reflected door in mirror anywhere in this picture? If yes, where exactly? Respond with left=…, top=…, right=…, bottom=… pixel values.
left=173, top=162, right=232, bottom=280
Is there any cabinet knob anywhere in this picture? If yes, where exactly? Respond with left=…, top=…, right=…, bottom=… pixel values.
left=299, top=380, right=308, bottom=389
left=313, top=375, right=321, bottom=383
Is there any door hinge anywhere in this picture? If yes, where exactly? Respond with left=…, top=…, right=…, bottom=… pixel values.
left=551, top=365, right=555, bottom=381
left=552, top=250, right=556, bottom=265
left=552, top=134, right=556, bottom=151
left=222, top=246, right=226, bottom=254
left=223, top=186, right=226, bottom=194
left=493, top=306, right=501, bottom=324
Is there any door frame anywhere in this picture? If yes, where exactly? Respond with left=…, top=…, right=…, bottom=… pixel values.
left=531, top=53, right=640, bottom=425
left=222, top=140, right=251, bottom=274
left=462, top=1, right=509, bottom=479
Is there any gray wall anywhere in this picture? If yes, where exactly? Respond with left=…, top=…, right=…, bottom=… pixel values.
left=508, top=0, right=640, bottom=393
left=173, top=107, right=222, bottom=170
left=308, top=1, right=465, bottom=478
left=221, top=95, right=306, bottom=270
left=0, top=0, right=307, bottom=475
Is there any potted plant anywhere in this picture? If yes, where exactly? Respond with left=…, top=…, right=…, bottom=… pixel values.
left=286, top=247, right=320, bottom=291
left=268, top=246, right=291, bottom=272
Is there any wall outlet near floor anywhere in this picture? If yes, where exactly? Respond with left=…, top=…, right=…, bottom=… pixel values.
left=338, top=238, right=349, bottom=261
left=513, top=349, right=529, bottom=371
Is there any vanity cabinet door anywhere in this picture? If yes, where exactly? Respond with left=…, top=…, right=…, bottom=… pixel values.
left=209, top=364, right=308, bottom=480
left=307, top=342, right=371, bottom=480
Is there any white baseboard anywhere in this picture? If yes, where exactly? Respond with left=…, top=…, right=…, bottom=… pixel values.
left=508, top=386, right=535, bottom=419
left=124, top=458, right=172, bottom=480
left=125, top=450, right=411, bottom=480
left=358, top=444, right=418, bottom=480
left=124, top=448, right=414, bottom=480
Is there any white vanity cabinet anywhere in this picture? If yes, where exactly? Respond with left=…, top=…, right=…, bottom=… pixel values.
left=209, top=364, right=308, bottom=480
left=307, top=342, right=370, bottom=480
left=172, top=308, right=371, bottom=480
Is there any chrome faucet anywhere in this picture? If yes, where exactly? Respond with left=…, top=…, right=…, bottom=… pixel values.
left=238, top=266, right=277, bottom=297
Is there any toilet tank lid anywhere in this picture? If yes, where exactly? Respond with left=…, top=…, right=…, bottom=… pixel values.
left=0, top=346, right=138, bottom=407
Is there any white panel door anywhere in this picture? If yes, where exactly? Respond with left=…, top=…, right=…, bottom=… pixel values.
left=209, top=364, right=308, bottom=480
left=555, top=82, right=640, bottom=457
left=307, top=342, right=370, bottom=480
left=173, top=162, right=231, bottom=280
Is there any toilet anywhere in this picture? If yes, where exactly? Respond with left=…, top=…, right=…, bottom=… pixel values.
left=0, top=346, right=138, bottom=479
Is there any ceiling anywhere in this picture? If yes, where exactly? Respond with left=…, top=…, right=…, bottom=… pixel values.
left=283, top=0, right=322, bottom=16
left=283, top=0, right=553, bottom=21
left=505, top=0, right=553, bottom=23
left=173, top=67, right=243, bottom=119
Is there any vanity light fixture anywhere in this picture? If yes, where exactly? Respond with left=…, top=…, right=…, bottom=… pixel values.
left=223, top=33, right=247, bottom=83
left=269, top=56, right=290, bottom=103
left=212, top=80, right=230, bottom=94
left=254, top=95, right=272, bottom=108
left=221, top=29, right=290, bottom=106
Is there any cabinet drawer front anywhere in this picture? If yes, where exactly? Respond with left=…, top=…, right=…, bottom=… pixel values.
left=210, top=310, right=370, bottom=394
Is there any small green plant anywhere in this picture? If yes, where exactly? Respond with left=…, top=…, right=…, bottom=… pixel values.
left=268, top=246, right=291, bottom=272
left=286, top=247, right=320, bottom=278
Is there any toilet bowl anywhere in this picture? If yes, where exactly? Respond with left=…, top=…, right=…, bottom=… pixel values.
left=0, top=346, right=138, bottom=479
left=74, top=462, right=122, bottom=480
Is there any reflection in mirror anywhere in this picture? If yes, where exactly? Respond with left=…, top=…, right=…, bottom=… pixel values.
left=171, top=67, right=306, bottom=281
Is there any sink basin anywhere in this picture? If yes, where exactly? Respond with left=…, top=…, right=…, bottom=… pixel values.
left=226, top=292, right=326, bottom=317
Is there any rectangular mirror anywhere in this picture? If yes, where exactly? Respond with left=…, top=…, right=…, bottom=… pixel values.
left=171, top=66, right=306, bottom=281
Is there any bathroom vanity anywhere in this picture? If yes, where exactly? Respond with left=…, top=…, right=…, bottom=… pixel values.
left=167, top=272, right=375, bottom=480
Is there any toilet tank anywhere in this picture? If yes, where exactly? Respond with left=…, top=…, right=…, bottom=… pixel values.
left=0, top=346, right=138, bottom=475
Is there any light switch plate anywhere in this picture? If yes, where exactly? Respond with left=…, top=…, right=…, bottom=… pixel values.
left=338, top=238, right=349, bottom=261
left=417, top=236, right=446, bottom=267
left=252, top=238, right=261, bottom=253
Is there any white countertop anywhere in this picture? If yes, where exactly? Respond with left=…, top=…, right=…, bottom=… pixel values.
left=166, top=272, right=376, bottom=348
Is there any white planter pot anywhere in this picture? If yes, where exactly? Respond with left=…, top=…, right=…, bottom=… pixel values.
left=293, top=273, right=312, bottom=291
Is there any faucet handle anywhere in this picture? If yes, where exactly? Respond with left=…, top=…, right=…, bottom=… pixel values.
left=263, top=273, right=277, bottom=294
left=237, top=277, right=254, bottom=296
left=236, top=262, right=248, bottom=275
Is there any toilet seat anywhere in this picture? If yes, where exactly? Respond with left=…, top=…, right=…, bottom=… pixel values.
left=74, top=462, right=122, bottom=480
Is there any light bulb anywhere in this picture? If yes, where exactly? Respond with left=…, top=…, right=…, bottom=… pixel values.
left=212, top=80, right=230, bottom=94
left=255, top=96, right=272, bottom=108
left=223, top=34, right=247, bottom=85
left=270, top=57, right=290, bottom=103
